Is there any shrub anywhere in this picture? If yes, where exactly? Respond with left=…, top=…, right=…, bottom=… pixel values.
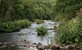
left=0, top=22, right=18, bottom=32
left=55, top=15, right=82, bottom=48
left=36, top=26, right=48, bottom=36
left=14, top=19, right=31, bottom=28
left=0, top=19, right=31, bottom=32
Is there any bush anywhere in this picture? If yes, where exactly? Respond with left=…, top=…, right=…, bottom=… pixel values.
left=0, top=19, right=31, bottom=32
left=56, top=22, right=78, bottom=44
left=14, top=19, right=31, bottom=28
left=0, top=22, right=18, bottom=32
left=33, top=19, right=44, bottom=24
left=55, top=15, right=82, bottom=48
left=36, top=26, right=48, bottom=36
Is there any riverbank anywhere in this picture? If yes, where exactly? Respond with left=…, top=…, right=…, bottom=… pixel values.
left=55, top=15, right=82, bottom=49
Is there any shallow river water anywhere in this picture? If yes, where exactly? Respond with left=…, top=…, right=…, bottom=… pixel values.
left=0, top=20, right=79, bottom=50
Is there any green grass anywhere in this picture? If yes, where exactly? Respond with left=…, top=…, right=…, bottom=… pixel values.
left=36, top=26, right=48, bottom=36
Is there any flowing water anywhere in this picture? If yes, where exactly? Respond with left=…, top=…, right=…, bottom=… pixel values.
left=0, top=20, right=59, bottom=50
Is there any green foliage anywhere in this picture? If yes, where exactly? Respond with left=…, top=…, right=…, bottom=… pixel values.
left=0, top=0, right=57, bottom=33
left=0, top=0, right=22, bottom=20
left=20, top=0, right=57, bottom=20
left=14, top=19, right=31, bottom=28
left=76, top=15, right=82, bottom=48
left=0, top=0, right=57, bottom=21
left=56, top=21, right=78, bottom=44
left=56, top=15, right=82, bottom=48
left=33, top=19, right=44, bottom=24
left=55, top=0, right=82, bottom=20
left=36, top=26, right=48, bottom=36
left=0, top=22, right=19, bottom=32
left=0, top=19, right=31, bottom=32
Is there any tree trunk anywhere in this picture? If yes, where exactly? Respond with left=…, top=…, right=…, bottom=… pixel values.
left=5, top=0, right=13, bottom=20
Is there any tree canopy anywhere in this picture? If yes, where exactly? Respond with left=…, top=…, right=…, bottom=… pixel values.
left=0, top=0, right=57, bottom=21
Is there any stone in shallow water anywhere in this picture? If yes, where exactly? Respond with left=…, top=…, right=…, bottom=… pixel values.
left=9, top=44, right=16, bottom=47
left=67, top=45, right=75, bottom=50
left=0, top=42, right=1, bottom=44
left=59, top=45, right=75, bottom=50
left=3, top=42, right=8, bottom=45
left=28, top=47, right=38, bottom=50
left=33, top=43, right=37, bottom=47
left=0, top=45, right=7, bottom=48
left=36, top=43, right=44, bottom=50
left=33, top=47, right=38, bottom=50
left=51, top=45, right=59, bottom=50
left=0, top=42, right=2, bottom=47
left=28, top=47, right=34, bottom=50
left=44, top=46, right=50, bottom=49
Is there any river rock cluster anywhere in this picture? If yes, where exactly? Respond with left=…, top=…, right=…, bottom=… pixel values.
left=17, top=40, right=80, bottom=50
left=0, top=40, right=80, bottom=50
left=26, top=43, right=80, bottom=50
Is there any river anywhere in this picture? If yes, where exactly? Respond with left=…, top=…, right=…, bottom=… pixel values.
left=0, top=20, right=59, bottom=50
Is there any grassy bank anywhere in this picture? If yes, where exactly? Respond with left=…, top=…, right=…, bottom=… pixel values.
left=0, top=19, right=31, bottom=33
left=55, top=15, right=82, bottom=49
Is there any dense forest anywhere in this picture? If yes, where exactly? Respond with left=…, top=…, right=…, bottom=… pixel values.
left=1, top=0, right=82, bottom=21
left=0, top=0, right=56, bottom=21
left=0, top=0, right=82, bottom=50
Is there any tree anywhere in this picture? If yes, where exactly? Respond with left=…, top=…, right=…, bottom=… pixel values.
left=20, top=0, right=56, bottom=20
left=0, top=0, right=22, bottom=21
left=55, top=0, right=82, bottom=19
